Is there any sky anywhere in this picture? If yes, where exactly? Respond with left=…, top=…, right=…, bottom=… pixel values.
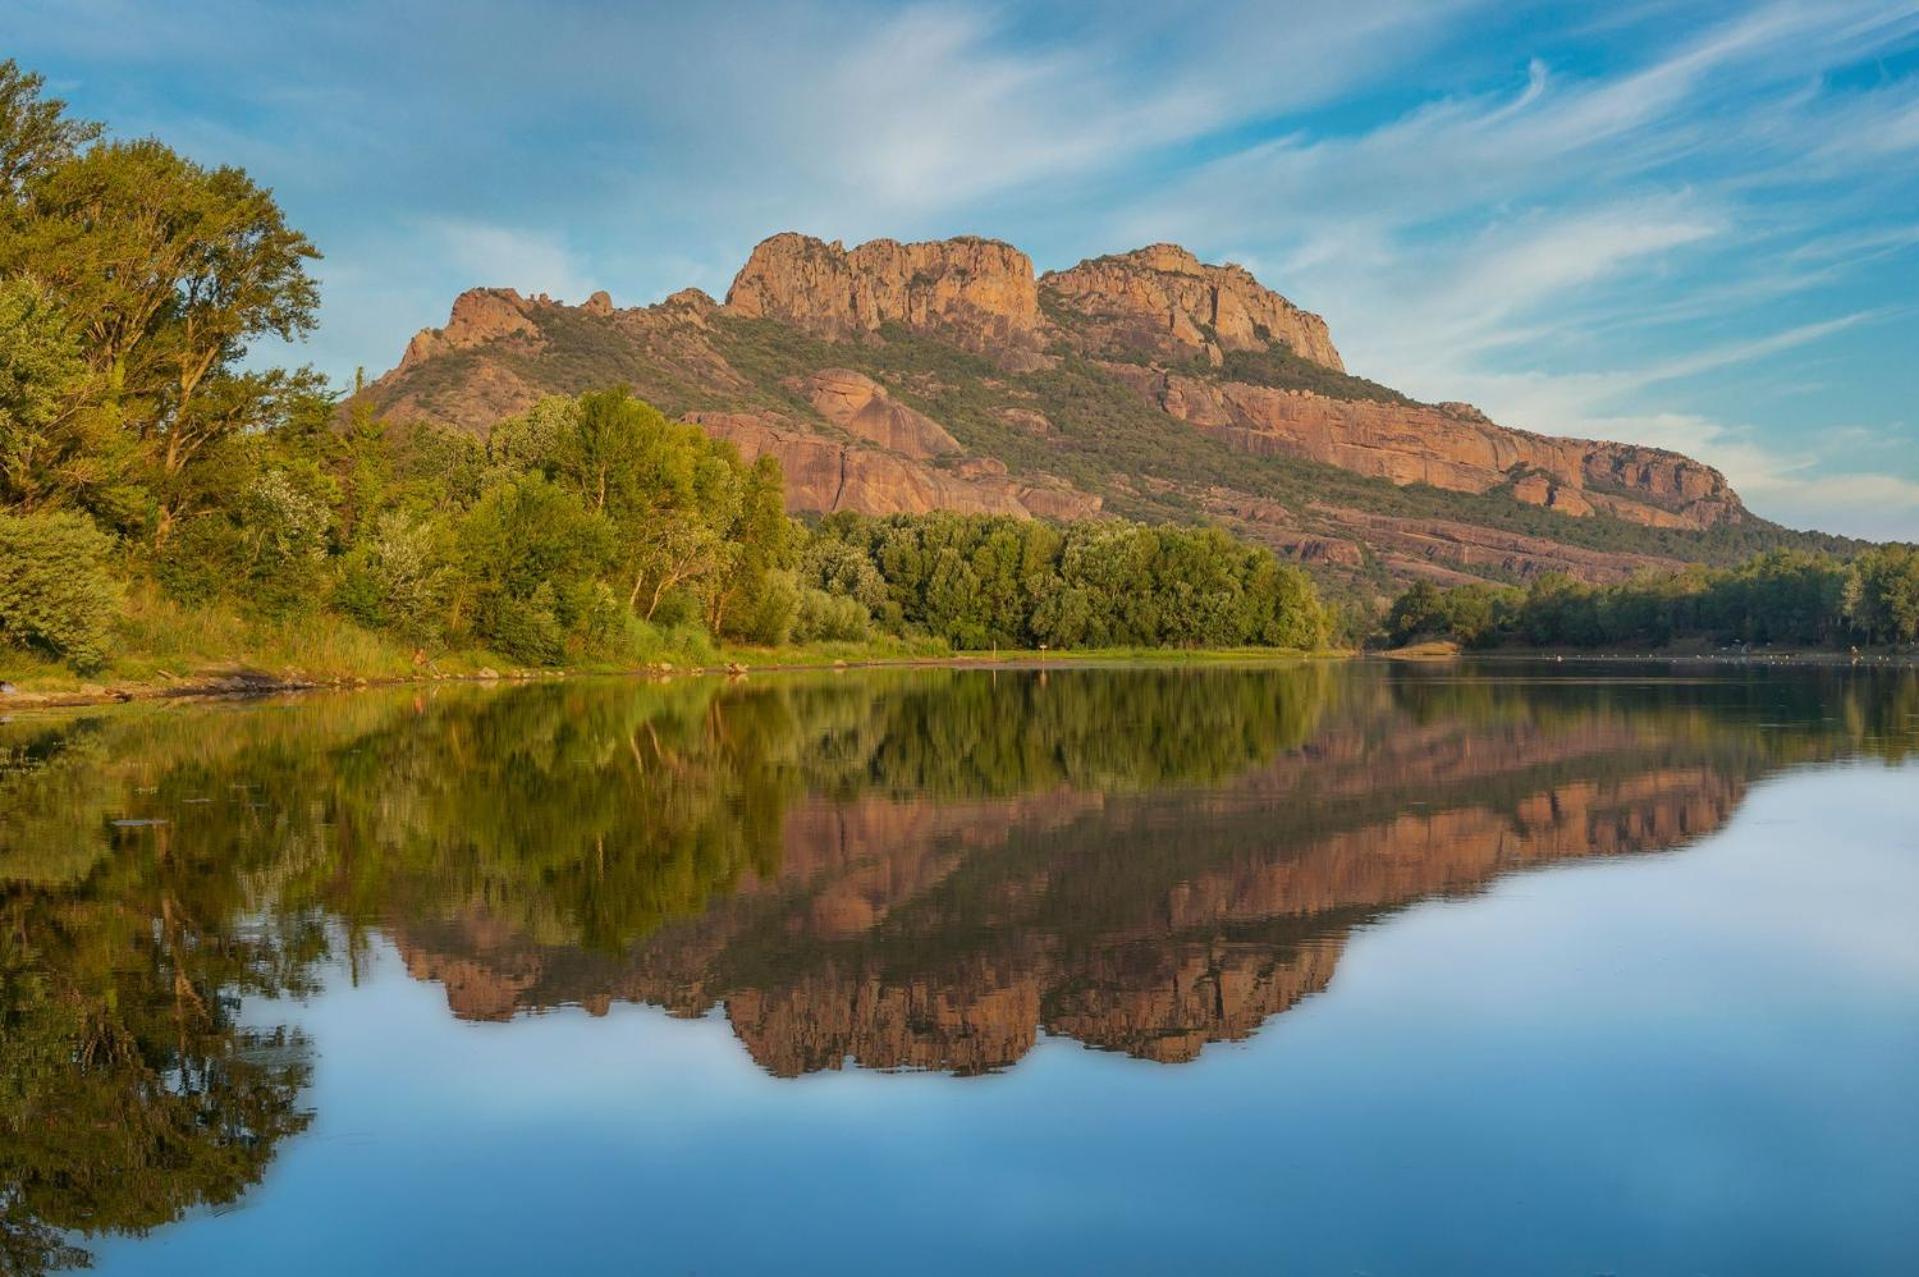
left=8, top=0, right=1919, bottom=539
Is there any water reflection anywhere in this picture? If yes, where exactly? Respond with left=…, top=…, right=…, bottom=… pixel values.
left=1, top=662, right=1914, bottom=1270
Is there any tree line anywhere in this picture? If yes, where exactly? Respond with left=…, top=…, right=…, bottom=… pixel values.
left=1385, top=546, right=1919, bottom=651
left=0, top=61, right=1329, bottom=673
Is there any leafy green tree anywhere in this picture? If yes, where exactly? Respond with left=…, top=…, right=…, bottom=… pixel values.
left=334, top=510, right=455, bottom=642
left=707, top=453, right=792, bottom=639
left=0, top=509, right=120, bottom=669
left=0, top=276, right=116, bottom=513
left=490, top=389, right=754, bottom=623
left=2, top=131, right=323, bottom=541
left=456, top=474, right=616, bottom=663
left=1386, top=580, right=1445, bottom=644
left=1848, top=545, right=1919, bottom=645
left=0, top=59, right=100, bottom=197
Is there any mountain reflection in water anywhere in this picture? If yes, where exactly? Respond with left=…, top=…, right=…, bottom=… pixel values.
left=1, top=661, right=1914, bottom=1271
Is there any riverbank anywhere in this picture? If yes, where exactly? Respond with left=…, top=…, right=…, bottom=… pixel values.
left=12, top=638, right=1912, bottom=712
left=1, top=635, right=1346, bottom=710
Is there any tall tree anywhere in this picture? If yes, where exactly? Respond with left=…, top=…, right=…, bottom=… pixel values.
left=0, top=60, right=101, bottom=198
left=1, top=126, right=323, bottom=539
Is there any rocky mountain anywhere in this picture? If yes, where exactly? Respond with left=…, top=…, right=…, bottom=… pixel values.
left=363, top=232, right=1825, bottom=590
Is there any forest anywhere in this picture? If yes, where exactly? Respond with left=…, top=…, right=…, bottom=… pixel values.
left=0, top=61, right=1326, bottom=678
left=1384, top=545, right=1919, bottom=651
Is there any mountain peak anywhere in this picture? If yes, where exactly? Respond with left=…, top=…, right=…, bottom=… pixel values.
left=398, top=287, right=540, bottom=370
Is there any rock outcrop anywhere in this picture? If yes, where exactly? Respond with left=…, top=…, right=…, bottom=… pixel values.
left=792, top=368, right=962, bottom=459
left=724, top=232, right=1042, bottom=354
left=690, top=408, right=1100, bottom=521
left=397, top=287, right=543, bottom=370
left=1120, top=367, right=1740, bottom=528
left=1042, top=243, right=1344, bottom=370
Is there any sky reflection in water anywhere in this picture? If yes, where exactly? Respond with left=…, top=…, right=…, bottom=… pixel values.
left=1, top=662, right=1914, bottom=1275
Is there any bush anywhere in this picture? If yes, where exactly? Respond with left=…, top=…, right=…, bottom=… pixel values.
left=0, top=511, right=121, bottom=671
left=155, top=469, right=332, bottom=619
left=793, top=587, right=870, bottom=642
left=731, top=568, right=800, bottom=646
left=155, top=516, right=246, bottom=605
left=334, top=510, right=453, bottom=643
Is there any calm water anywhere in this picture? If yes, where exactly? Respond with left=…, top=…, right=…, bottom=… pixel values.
left=2, top=661, right=1916, bottom=1275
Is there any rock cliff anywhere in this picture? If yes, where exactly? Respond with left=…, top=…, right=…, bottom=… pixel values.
left=1128, top=367, right=1741, bottom=528
left=724, top=232, right=1042, bottom=355
left=1042, top=243, right=1344, bottom=370
left=361, top=230, right=1803, bottom=591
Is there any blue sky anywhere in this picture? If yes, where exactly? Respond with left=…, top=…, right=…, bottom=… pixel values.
left=8, top=0, right=1919, bottom=538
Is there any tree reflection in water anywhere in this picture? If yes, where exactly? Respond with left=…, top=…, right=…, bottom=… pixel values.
left=2, top=662, right=1914, bottom=1270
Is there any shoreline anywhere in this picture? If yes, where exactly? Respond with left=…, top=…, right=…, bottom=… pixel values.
left=7, top=642, right=1913, bottom=713
left=0, top=645, right=1348, bottom=711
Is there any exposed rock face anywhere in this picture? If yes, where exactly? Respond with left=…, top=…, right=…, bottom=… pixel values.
left=792, top=368, right=962, bottom=459
left=724, top=232, right=1042, bottom=353
left=398, top=287, right=542, bottom=370
left=1043, top=243, right=1344, bottom=370
left=689, top=409, right=1100, bottom=521
left=1129, top=368, right=1739, bottom=529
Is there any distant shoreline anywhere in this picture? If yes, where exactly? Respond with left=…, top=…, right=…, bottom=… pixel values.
left=1379, top=639, right=1916, bottom=667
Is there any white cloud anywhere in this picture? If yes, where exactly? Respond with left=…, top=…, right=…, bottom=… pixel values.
left=1746, top=472, right=1919, bottom=541
left=1089, top=2, right=1919, bottom=539
left=427, top=221, right=596, bottom=306
left=13, top=0, right=1918, bottom=537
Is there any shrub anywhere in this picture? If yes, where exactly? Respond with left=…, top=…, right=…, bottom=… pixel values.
left=155, top=516, right=247, bottom=605
left=731, top=568, right=800, bottom=646
left=335, top=510, right=453, bottom=643
left=793, top=587, right=870, bottom=642
left=457, top=474, right=614, bottom=664
left=0, top=511, right=121, bottom=671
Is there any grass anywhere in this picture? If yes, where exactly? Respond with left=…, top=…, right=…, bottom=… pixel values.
left=3, top=584, right=1347, bottom=699
left=1, top=584, right=515, bottom=691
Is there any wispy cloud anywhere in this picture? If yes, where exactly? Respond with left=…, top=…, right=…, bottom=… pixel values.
left=7, top=0, right=1917, bottom=538
left=428, top=221, right=595, bottom=305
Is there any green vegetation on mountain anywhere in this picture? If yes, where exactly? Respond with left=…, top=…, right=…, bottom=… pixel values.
left=706, top=315, right=1855, bottom=573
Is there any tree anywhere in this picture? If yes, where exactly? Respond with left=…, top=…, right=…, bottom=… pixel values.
left=2, top=135, right=323, bottom=540
left=489, top=389, right=752, bottom=624
left=1387, top=580, right=1446, bottom=645
left=0, top=276, right=109, bottom=512
left=0, top=59, right=101, bottom=197
left=707, top=453, right=792, bottom=639
left=456, top=474, right=616, bottom=664
left=1851, top=545, right=1919, bottom=645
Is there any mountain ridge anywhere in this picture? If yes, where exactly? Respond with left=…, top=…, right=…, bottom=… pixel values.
left=362, top=232, right=1835, bottom=591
